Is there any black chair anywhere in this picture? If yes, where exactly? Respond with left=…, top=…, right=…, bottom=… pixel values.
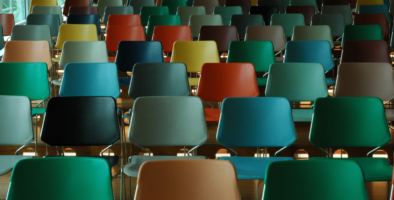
left=249, top=6, right=279, bottom=25
left=26, top=14, right=60, bottom=37
left=230, top=14, right=264, bottom=39
left=66, top=14, right=101, bottom=35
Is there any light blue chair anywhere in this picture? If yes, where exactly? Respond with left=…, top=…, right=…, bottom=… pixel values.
left=217, top=97, right=296, bottom=179
left=359, top=5, right=391, bottom=23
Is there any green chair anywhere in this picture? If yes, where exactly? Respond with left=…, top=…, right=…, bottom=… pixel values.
left=227, top=41, right=276, bottom=86
left=271, top=14, right=305, bottom=37
left=263, top=159, right=369, bottom=200
left=146, top=15, right=181, bottom=38
left=6, top=157, right=114, bottom=200
left=161, top=0, right=187, bottom=14
left=290, top=0, right=319, bottom=13
left=342, top=25, right=384, bottom=46
left=265, top=63, right=328, bottom=122
left=10, top=25, right=53, bottom=48
left=140, top=6, right=169, bottom=26
left=213, top=6, right=243, bottom=25
left=310, top=97, right=393, bottom=182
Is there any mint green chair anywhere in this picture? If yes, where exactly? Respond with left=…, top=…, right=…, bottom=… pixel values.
left=161, top=0, right=187, bottom=14
left=342, top=25, right=384, bottom=46
left=140, top=6, right=170, bottom=26
left=227, top=41, right=276, bottom=86
left=146, top=15, right=181, bottom=38
left=213, top=6, right=243, bottom=25
left=310, top=97, right=392, bottom=182
left=271, top=14, right=305, bottom=37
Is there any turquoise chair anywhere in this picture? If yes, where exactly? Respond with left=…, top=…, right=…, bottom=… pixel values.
left=145, top=15, right=181, bottom=38
left=213, top=6, right=243, bottom=25
left=217, top=97, right=296, bottom=179
left=359, top=4, right=391, bottom=22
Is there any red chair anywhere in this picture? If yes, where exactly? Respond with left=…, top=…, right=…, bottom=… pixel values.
left=286, top=6, right=315, bottom=25
left=197, top=63, right=259, bottom=121
left=0, top=14, right=14, bottom=36
left=341, top=40, right=391, bottom=63
left=106, top=14, right=141, bottom=26
left=69, top=6, right=99, bottom=15
left=354, top=14, right=389, bottom=36
left=63, top=0, right=91, bottom=16
left=152, top=25, right=193, bottom=62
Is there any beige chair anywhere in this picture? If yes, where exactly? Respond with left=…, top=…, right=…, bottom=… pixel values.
left=193, top=0, right=220, bottom=14
left=189, top=15, right=223, bottom=38
left=292, top=25, right=334, bottom=48
left=335, top=62, right=394, bottom=121
left=97, top=0, right=123, bottom=18
left=177, top=6, right=206, bottom=25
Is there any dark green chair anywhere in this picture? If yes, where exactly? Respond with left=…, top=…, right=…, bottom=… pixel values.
left=342, top=25, right=383, bottom=46
left=146, top=15, right=181, bottom=38
left=263, top=159, right=369, bottom=200
left=140, top=6, right=169, bottom=26
left=7, top=157, right=114, bottom=200
left=227, top=41, right=276, bottom=86
left=213, top=6, right=243, bottom=25
left=161, top=0, right=187, bottom=14
left=310, top=97, right=393, bottom=182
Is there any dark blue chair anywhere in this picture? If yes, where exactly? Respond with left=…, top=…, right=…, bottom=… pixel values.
left=359, top=5, right=391, bottom=23
left=217, top=97, right=296, bottom=180
left=66, top=14, right=101, bottom=35
left=115, top=41, right=164, bottom=86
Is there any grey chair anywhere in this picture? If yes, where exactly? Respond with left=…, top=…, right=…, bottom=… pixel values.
left=258, top=0, right=284, bottom=13
left=128, top=0, right=155, bottom=14
left=31, top=5, right=63, bottom=25
left=230, top=14, right=264, bottom=39
left=102, top=6, right=134, bottom=25
left=321, top=5, right=353, bottom=25
left=189, top=15, right=223, bottom=38
left=0, top=96, right=34, bottom=176
left=26, top=14, right=60, bottom=37
left=177, top=6, right=206, bottom=25
left=311, top=14, right=345, bottom=38
left=10, top=25, right=53, bottom=48
left=97, top=0, right=123, bottom=18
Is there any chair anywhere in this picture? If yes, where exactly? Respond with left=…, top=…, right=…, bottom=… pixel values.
left=161, top=0, right=187, bottom=14
left=26, top=14, right=60, bottom=37
left=140, top=6, right=169, bottom=26
left=341, top=41, right=391, bottom=63
left=258, top=0, right=285, bottom=13
left=309, top=97, right=392, bottom=182
left=262, top=159, right=369, bottom=200
left=290, top=0, right=319, bottom=13
left=321, top=5, right=353, bottom=25
left=265, top=63, right=328, bottom=122
left=151, top=25, right=193, bottom=62
left=29, top=0, right=57, bottom=14
left=197, top=63, right=259, bottom=121
left=10, top=25, right=53, bottom=48
left=311, top=14, right=345, bottom=38
left=31, top=6, right=63, bottom=25
left=189, top=15, right=223, bottom=38
left=102, top=6, right=134, bottom=25
left=7, top=157, right=114, bottom=200
left=358, top=5, right=391, bottom=23
left=55, top=24, right=98, bottom=50
left=217, top=97, right=296, bottom=179
left=106, top=26, right=145, bottom=62
left=213, top=6, right=243, bottom=25
left=0, top=14, right=14, bottom=36
left=230, top=15, right=264, bottom=39
left=322, top=0, right=351, bottom=5
left=0, top=62, right=50, bottom=116
left=171, top=41, right=220, bottom=86
left=249, top=6, right=280, bottom=25
left=285, top=5, right=315, bottom=25
left=69, top=6, right=99, bottom=15
left=97, top=0, right=123, bottom=17
left=0, top=96, right=33, bottom=176
left=271, top=14, right=305, bottom=37
left=227, top=41, right=276, bottom=86
left=134, top=160, right=240, bottom=200
left=107, top=14, right=141, bottom=26
left=193, top=0, right=220, bottom=14
left=292, top=25, right=334, bottom=48
left=146, top=15, right=181, bottom=38
left=63, top=0, right=91, bottom=16
left=342, top=25, right=383, bottom=46
left=129, top=0, right=155, bottom=14
left=0, top=26, right=4, bottom=50
left=356, top=0, right=384, bottom=13
left=177, top=6, right=206, bottom=25
left=226, top=0, right=251, bottom=14
left=66, top=14, right=101, bottom=35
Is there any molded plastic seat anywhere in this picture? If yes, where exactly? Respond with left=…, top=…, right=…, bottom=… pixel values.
left=290, top=0, right=319, bottom=13
left=226, top=0, right=251, bottom=14
left=341, top=41, right=391, bottom=63
left=129, top=0, right=155, bottom=14
left=358, top=5, right=391, bottom=23
left=97, top=0, right=123, bottom=17
left=161, top=0, right=187, bottom=14
left=107, top=14, right=141, bottom=26
left=3, top=41, right=52, bottom=70
left=342, top=25, right=383, bottom=46
left=250, top=6, right=279, bottom=25
left=285, top=5, right=315, bottom=25
left=189, top=15, right=223, bottom=38
left=356, top=0, right=384, bottom=13
left=29, top=0, right=57, bottom=14
left=258, top=0, right=285, bottom=13
left=230, top=15, right=264, bottom=39
left=0, top=14, right=14, bottom=36
left=217, top=97, right=295, bottom=179
left=271, top=14, right=305, bottom=37
left=123, top=97, right=208, bottom=177
left=213, top=6, right=243, bottom=25
left=354, top=14, right=389, bottom=36
left=265, top=63, right=328, bottom=122
left=140, top=6, right=170, bottom=26
left=63, top=0, right=91, bottom=16
left=102, top=6, right=134, bottom=25
left=69, top=6, right=99, bottom=15
left=66, top=14, right=101, bottom=35
left=31, top=6, right=63, bottom=25
left=106, top=26, right=145, bottom=62
left=10, top=25, right=53, bottom=48
left=55, top=24, right=98, bottom=50
left=311, top=14, right=345, bottom=37
left=292, top=25, right=334, bottom=48
left=193, top=0, right=220, bottom=14
left=310, top=97, right=392, bottom=181
left=321, top=5, right=353, bottom=25
left=177, top=6, right=206, bottom=25
left=146, top=15, right=181, bottom=38
left=26, top=14, right=60, bottom=37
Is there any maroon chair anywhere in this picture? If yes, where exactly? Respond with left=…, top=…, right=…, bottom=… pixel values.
left=341, top=40, right=391, bottom=63
left=69, top=6, right=99, bottom=15
left=63, top=0, right=91, bottom=16
left=285, top=6, right=315, bottom=25
left=225, top=0, right=251, bottom=14
left=322, top=0, right=350, bottom=5
left=0, top=14, right=14, bottom=36
left=199, top=26, right=239, bottom=62
left=354, top=14, right=389, bottom=36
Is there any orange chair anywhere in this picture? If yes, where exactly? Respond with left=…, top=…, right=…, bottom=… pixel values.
left=0, top=14, right=14, bottom=36
left=152, top=25, right=193, bottom=62
left=197, top=63, right=259, bottom=121
left=107, top=14, right=142, bottom=27
left=105, top=26, right=146, bottom=62
left=63, top=0, right=91, bottom=16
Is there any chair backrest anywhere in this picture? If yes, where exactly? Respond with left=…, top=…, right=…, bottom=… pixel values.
left=227, top=41, right=276, bottom=72
left=0, top=96, right=33, bottom=146
left=321, top=5, right=353, bottom=25
left=198, top=26, right=239, bottom=53
left=69, top=6, right=99, bottom=15
left=26, top=14, right=60, bottom=37
left=290, top=0, right=318, bottom=13
left=358, top=5, right=391, bottom=22
left=310, top=97, right=390, bottom=148
left=177, top=6, right=206, bottom=25
left=0, top=62, right=50, bottom=101
left=59, top=41, right=109, bottom=69
left=129, top=0, right=156, bottom=14
left=102, top=6, right=134, bottom=25
left=135, top=160, right=240, bottom=200
left=335, top=62, right=394, bottom=100
left=60, top=63, right=120, bottom=99
left=271, top=14, right=305, bottom=37
left=63, top=0, right=91, bottom=16
left=292, top=25, right=334, bottom=48
left=356, top=0, right=384, bottom=13
left=129, top=63, right=190, bottom=99
left=250, top=6, right=280, bottom=25
left=284, top=41, right=334, bottom=72
left=161, top=0, right=187, bottom=14
left=116, top=41, right=164, bottom=72
left=41, top=97, right=120, bottom=146
left=171, top=41, right=220, bottom=73
left=285, top=5, right=315, bottom=25
left=193, top=0, right=220, bottom=14
left=66, top=14, right=101, bottom=35
left=3, top=41, right=52, bottom=70
left=107, top=14, right=141, bottom=26
left=342, top=25, right=383, bottom=46
left=97, top=0, right=123, bottom=17
left=245, top=25, right=286, bottom=52
left=106, top=26, right=145, bottom=52
left=258, top=0, right=285, bottom=13
left=0, top=14, right=14, bottom=36
left=31, top=6, right=62, bottom=25
left=213, top=6, right=243, bottom=25
left=217, top=97, right=296, bottom=147
left=146, top=15, right=181, bottom=37
left=56, top=24, right=98, bottom=50
left=263, top=159, right=369, bottom=200
left=10, top=25, right=53, bottom=48
left=140, top=6, right=169, bottom=26
left=265, top=63, right=328, bottom=101
left=226, top=0, right=251, bottom=14
left=311, top=14, right=345, bottom=37
left=30, top=0, right=57, bottom=14
left=230, top=15, right=264, bottom=38
left=152, top=25, right=192, bottom=52
left=354, top=13, right=389, bottom=35
left=129, top=96, right=208, bottom=146
left=189, top=15, right=223, bottom=38
left=341, top=41, right=390, bottom=63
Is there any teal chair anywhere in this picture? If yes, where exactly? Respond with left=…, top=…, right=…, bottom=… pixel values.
left=342, top=25, right=384, bottom=46
left=161, top=0, right=187, bottom=14
left=145, top=15, right=181, bottom=38
left=270, top=14, right=305, bottom=37
left=310, top=97, right=393, bottom=182
left=140, top=6, right=169, bottom=26
left=213, top=6, right=243, bottom=25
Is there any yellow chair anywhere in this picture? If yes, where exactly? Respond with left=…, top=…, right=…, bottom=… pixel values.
left=356, top=0, right=384, bottom=13
left=171, top=41, right=220, bottom=86
left=29, top=0, right=58, bottom=14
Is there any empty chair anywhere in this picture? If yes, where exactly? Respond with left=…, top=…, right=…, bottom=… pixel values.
left=262, top=160, right=369, bottom=200
left=226, top=0, right=251, bottom=14
left=285, top=5, right=315, bottom=25
left=217, top=97, right=296, bottom=179
left=107, top=14, right=141, bottom=26
left=342, top=25, right=383, bottom=46
left=230, top=15, right=264, bottom=39
left=129, top=0, right=155, bottom=14
left=31, top=6, right=63, bottom=25
left=10, top=25, right=53, bottom=48
left=63, top=0, right=91, bottom=16
left=249, top=6, right=279, bottom=25
left=146, top=15, right=181, bottom=38
left=271, top=14, right=305, bottom=37
left=97, top=0, right=123, bottom=18
left=356, top=0, right=384, bottom=13
left=341, top=41, right=391, bottom=63
left=213, top=6, right=243, bottom=25
left=26, top=14, right=60, bottom=37
left=106, top=26, right=145, bottom=62
left=102, top=6, right=134, bottom=25
left=189, top=15, right=223, bottom=38
left=321, top=5, right=353, bottom=25
left=55, top=24, right=98, bottom=51
left=140, top=6, right=169, bottom=26
left=193, top=0, right=220, bottom=14
left=292, top=25, right=334, bottom=48
left=177, top=6, right=206, bottom=25
left=258, top=0, right=285, bottom=13
left=311, top=14, right=345, bottom=38
left=161, top=0, right=187, bottom=14
left=0, top=14, right=14, bottom=36
left=290, top=0, right=319, bottom=13
left=66, top=14, right=101, bottom=35
left=265, top=63, right=328, bottom=122
left=29, top=0, right=57, bottom=14
left=358, top=5, right=391, bottom=23
left=68, top=6, right=99, bottom=15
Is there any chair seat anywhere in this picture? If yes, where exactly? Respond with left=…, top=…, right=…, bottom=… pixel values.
left=108, top=56, right=115, bottom=63
left=257, top=77, right=267, bottom=86
left=204, top=108, right=220, bottom=121
left=326, top=78, right=335, bottom=86
left=385, top=109, right=394, bottom=121
left=32, top=107, right=46, bottom=116
left=45, top=156, right=120, bottom=168
left=119, top=77, right=131, bottom=86
left=0, top=155, right=31, bottom=175
left=292, top=109, right=313, bottom=122
left=123, top=155, right=206, bottom=177
left=164, top=56, right=171, bottom=62
left=219, top=156, right=294, bottom=180
left=188, top=77, right=199, bottom=86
